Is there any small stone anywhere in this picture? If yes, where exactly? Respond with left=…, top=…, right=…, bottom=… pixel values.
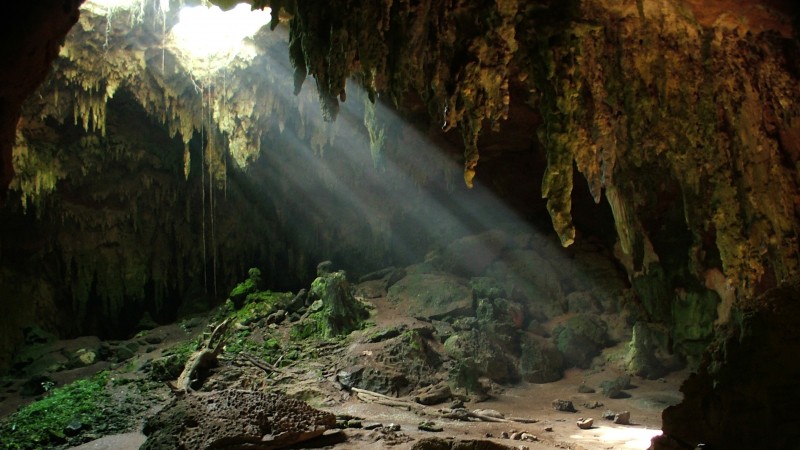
left=544, top=426, right=553, bottom=432
left=63, top=419, right=84, bottom=437
left=386, top=423, right=401, bottom=431
left=473, top=409, right=504, bottom=419
left=520, top=432, right=538, bottom=441
left=552, top=399, right=576, bottom=412
left=450, top=399, right=465, bottom=409
left=518, top=446, right=530, bottom=450
left=510, top=431, right=522, bottom=440
left=613, top=411, right=631, bottom=425
left=576, top=418, right=594, bottom=429
left=76, top=349, right=96, bottom=366
left=501, top=431, right=510, bottom=439
left=602, top=410, right=616, bottom=420
left=363, top=423, right=382, bottom=430
left=418, top=421, right=443, bottom=432
left=485, top=432, right=493, bottom=438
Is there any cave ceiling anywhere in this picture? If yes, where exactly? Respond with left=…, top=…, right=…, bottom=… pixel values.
left=6, top=0, right=800, bottom=302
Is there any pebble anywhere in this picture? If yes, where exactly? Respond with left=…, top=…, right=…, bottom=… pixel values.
left=552, top=399, right=576, bottom=412
left=520, top=432, right=538, bottom=441
left=576, top=418, right=594, bottom=429
left=614, top=411, right=631, bottom=425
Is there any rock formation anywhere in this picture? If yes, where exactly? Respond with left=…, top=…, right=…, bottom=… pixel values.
left=141, top=389, right=337, bottom=449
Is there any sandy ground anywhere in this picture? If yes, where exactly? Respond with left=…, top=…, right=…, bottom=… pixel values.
left=316, top=365, right=683, bottom=450
left=64, top=365, right=682, bottom=450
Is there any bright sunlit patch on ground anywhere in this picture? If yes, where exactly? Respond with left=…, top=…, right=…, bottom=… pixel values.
left=571, top=425, right=662, bottom=449
left=169, top=3, right=271, bottom=73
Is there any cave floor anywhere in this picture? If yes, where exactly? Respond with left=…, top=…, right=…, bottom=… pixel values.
left=1, top=287, right=686, bottom=450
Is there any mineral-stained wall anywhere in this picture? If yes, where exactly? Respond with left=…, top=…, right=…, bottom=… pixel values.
left=0, top=1, right=84, bottom=197
left=259, top=0, right=800, bottom=300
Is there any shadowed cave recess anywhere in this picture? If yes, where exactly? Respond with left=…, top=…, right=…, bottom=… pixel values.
left=0, top=0, right=799, bottom=449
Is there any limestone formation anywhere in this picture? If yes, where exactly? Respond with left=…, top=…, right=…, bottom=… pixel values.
left=141, top=389, right=336, bottom=449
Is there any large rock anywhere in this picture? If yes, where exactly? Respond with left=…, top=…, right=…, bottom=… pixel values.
left=651, top=280, right=800, bottom=450
left=444, top=329, right=516, bottom=384
left=438, top=230, right=513, bottom=277
left=670, top=289, right=719, bottom=368
left=519, top=333, right=563, bottom=383
left=625, top=322, right=683, bottom=379
left=141, top=390, right=336, bottom=450
left=387, top=273, right=473, bottom=320
left=412, top=437, right=514, bottom=449
left=340, top=327, right=443, bottom=396
left=486, top=250, right=565, bottom=321
left=291, top=270, right=369, bottom=339
left=553, top=314, right=610, bottom=369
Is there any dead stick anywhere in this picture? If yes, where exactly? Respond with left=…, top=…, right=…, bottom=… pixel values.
left=351, top=387, right=403, bottom=402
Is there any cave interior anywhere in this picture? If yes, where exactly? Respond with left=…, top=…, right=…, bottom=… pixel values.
left=0, top=0, right=799, bottom=449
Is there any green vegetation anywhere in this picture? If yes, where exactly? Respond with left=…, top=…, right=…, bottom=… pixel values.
left=290, top=272, right=369, bottom=341
left=0, top=372, right=111, bottom=449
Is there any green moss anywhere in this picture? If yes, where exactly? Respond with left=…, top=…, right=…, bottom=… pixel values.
left=0, top=372, right=111, bottom=449
left=292, top=272, right=369, bottom=340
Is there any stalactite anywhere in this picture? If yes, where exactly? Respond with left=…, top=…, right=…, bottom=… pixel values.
left=363, top=94, right=385, bottom=169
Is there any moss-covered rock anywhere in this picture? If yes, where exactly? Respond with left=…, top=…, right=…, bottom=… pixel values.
left=228, top=268, right=262, bottom=307
left=553, top=314, right=610, bottom=369
left=519, top=333, right=563, bottom=383
left=624, top=322, right=682, bottom=379
left=671, top=289, right=719, bottom=368
left=387, top=273, right=474, bottom=320
left=444, top=329, right=516, bottom=384
left=486, top=250, right=565, bottom=321
left=291, top=271, right=369, bottom=340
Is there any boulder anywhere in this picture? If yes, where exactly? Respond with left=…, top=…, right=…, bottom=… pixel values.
left=291, top=270, right=369, bottom=340
left=553, top=314, right=610, bottom=369
left=444, top=330, right=515, bottom=383
left=387, top=273, right=473, bottom=320
left=486, top=250, right=565, bottom=320
left=519, top=334, right=563, bottom=383
left=625, top=322, right=683, bottom=379
left=439, top=230, right=512, bottom=277
left=552, top=399, right=576, bottom=412
left=411, top=437, right=514, bottom=449
left=141, top=390, right=336, bottom=449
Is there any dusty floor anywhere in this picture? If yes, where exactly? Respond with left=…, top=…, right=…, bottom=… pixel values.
left=58, top=364, right=682, bottom=450
left=1, top=285, right=686, bottom=450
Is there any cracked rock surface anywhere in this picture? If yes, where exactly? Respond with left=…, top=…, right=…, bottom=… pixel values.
left=141, top=389, right=336, bottom=450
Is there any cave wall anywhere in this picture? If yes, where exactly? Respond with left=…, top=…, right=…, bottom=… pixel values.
left=0, top=1, right=84, bottom=197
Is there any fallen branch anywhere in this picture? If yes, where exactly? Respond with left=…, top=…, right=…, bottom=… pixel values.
left=176, top=318, right=232, bottom=391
